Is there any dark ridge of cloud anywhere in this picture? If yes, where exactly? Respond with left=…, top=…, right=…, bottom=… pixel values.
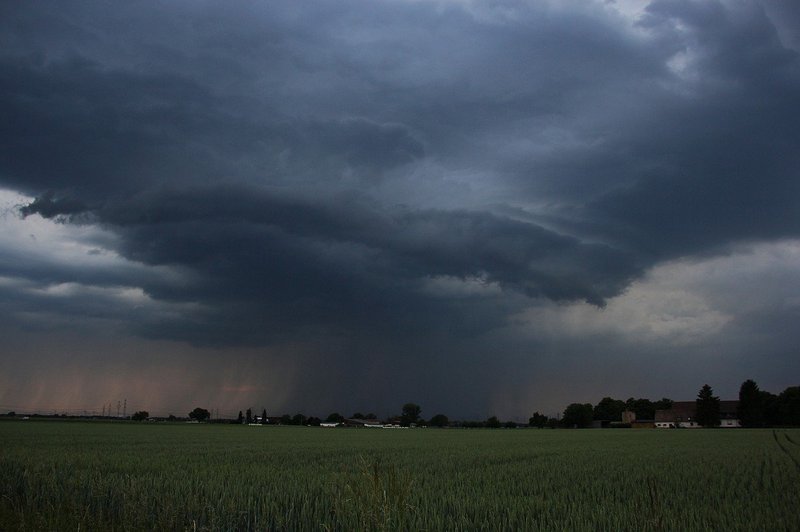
left=0, top=55, right=222, bottom=197
left=19, top=191, right=89, bottom=219
left=56, top=183, right=636, bottom=292
left=48, top=183, right=638, bottom=345
left=0, top=53, right=423, bottom=200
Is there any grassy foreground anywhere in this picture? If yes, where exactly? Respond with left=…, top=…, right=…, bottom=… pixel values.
left=1, top=421, right=799, bottom=531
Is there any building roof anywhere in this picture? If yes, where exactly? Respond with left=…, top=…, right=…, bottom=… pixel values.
left=655, top=400, right=739, bottom=422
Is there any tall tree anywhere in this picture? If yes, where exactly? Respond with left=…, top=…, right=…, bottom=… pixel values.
left=625, top=397, right=656, bottom=420
left=325, top=412, right=344, bottom=423
left=738, top=379, right=764, bottom=427
left=696, top=384, right=721, bottom=427
left=760, top=391, right=780, bottom=426
left=485, top=416, right=501, bottom=428
left=261, top=409, right=268, bottom=425
left=189, top=407, right=211, bottom=422
left=237, top=410, right=244, bottom=424
left=429, top=414, right=449, bottom=427
left=562, top=403, right=594, bottom=428
left=246, top=408, right=253, bottom=424
left=529, top=411, right=548, bottom=428
left=400, top=403, right=421, bottom=426
left=776, top=386, right=800, bottom=426
left=593, top=397, right=626, bottom=421
left=654, top=398, right=674, bottom=411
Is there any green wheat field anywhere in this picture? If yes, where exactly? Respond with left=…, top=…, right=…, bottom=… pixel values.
left=1, top=421, right=799, bottom=531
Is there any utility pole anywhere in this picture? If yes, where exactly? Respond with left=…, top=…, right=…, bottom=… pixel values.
left=123, top=399, right=127, bottom=418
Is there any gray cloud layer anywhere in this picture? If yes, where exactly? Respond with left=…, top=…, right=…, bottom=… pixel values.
left=1, top=0, right=798, bottom=417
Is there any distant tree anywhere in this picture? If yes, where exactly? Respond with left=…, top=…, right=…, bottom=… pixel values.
left=776, top=386, right=800, bottom=426
left=237, top=410, right=244, bottom=424
left=261, top=409, right=268, bottom=425
left=625, top=397, right=657, bottom=421
left=529, top=411, right=548, bottom=428
left=485, top=416, right=501, bottom=428
left=738, top=379, right=764, bottom=427
left=696, top=384, right=721, bottom=427
left=562, top=403, right=594, bottom=428
left=547, top=417, right=559, bottom=429
left=401, top=403, right=421, bottom=426
left=189, top=407, right=211, bottom=422
left=246, top=408, right=253, bottom=424
left=7, top=411, right=15, bottom=417
left=131, top=411, right=149, bottom=421
left=352, top=412, right=365, bottom=419
left=167, top=414, right=177, bottom=422
left=504, top=420, right=518, bottom=429
left=760, top=390, right=780, bottom=426
left=307, top=416, right=321, bottom=426
left=593, top=397, right=626, bottom=422
left=325, top=412, right=344, bottom=423
left=292, top=413, right=307, bottom=426
left=280, top=414, right=292, bottom=425
left=429, top=414, right=449, bottom=427
left=365, top=413, right=377, bottom=420
left=654, top=398, right=674, bottom=411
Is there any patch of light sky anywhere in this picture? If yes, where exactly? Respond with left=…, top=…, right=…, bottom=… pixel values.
left=0, top=189, right=118, bottom=266
left=0, top=188, right=195, bottom=318
left=513, top=239, right=800, bottom=346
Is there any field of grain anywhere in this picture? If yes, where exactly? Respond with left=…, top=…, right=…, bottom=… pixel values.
left=1, top=421, right=799, bottom=530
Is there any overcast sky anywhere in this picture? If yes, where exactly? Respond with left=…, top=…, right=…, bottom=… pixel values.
left=1, top=0, right=799, bottom=420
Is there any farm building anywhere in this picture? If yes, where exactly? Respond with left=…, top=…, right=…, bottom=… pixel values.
left=717, top=401, right=741, bottom=427
left=342, top=418, right=383, bottom=427
left=654, top=401, right=740, bottom=428
left=618, top=410, right=655, bottom=428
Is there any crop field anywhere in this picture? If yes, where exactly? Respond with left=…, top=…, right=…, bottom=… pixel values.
left=1, top=421, right=799, bottom=531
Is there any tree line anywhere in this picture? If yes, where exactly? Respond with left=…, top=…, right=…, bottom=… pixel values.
left=692, top=381, right=800, bottom=428
left=552, top=380, right=800, bottom=428
left=736, top=380, right=800, bottom=427
left=120, top=380, right=798, bottom=428
left=552, top=396, right=675, bottom=429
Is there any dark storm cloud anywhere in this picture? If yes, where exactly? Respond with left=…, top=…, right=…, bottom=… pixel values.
left=586, top=0, right=800, bottom=257
left=19, top=191, right=88, bottom=219
left=47, top=183, right=636, bottom=344
left=0, top=52, right=424, bottom=199
left=762, top=0, right=800, bottom=50
left=2, top=0, right=799, bottom=416
left=3, top=0, right=797, bottom=318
